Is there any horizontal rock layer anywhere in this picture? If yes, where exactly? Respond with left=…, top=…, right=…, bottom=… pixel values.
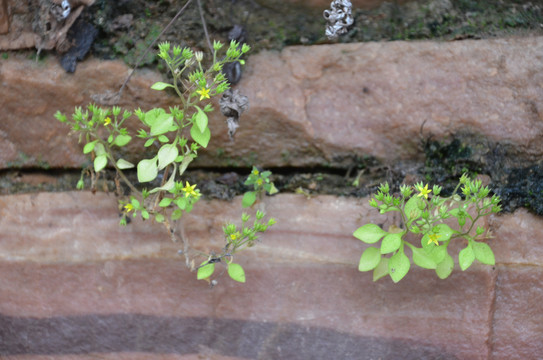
left=1, top=37, right=543, bottom=169
left=1, top=191, right=542, bottom=359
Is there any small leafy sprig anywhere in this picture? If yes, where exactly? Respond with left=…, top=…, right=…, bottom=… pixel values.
left=242, top=166, right=279, bottom=208
left=56, top=41, right=248, bottom=227
left=56, top=40, right=276, bottom=283
left=353, top=174, right=502, bottom=282
left=196, top=167, right=278, bottom=283
left=197, top=210, right=277, bottom=283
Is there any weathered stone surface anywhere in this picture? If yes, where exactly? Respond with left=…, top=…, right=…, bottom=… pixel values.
left=0, top=0, right=95, bottom=51
left=490, top=208, right=543, bottom=266
left=1, top=191, right=543, bottom=358
left=260, top=0, right=412, bottom=12
left=0, top=56, right=171, bottom=168
left=0, top=260, right=490, bottom=359
left=491, top=267, right=543, bottom=360
left=2, top=37, right=543, bottom=169
left=0, top=0, right=9, bottom=35
left=236, top=37, right=543, bottom=165
left=0, top=192, right=376, bottom=264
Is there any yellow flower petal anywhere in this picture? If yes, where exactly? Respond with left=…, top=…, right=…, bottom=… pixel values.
left=416, top=184, right=432, bottom=199
left=427, top=233, right=441, bottom=246
left=196, top=87, right=210, bottom=101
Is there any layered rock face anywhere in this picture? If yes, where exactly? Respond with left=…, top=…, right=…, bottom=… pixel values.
left=1, top=192, right=543, bottom=359
left=1, top=32, right=543, bottom=359
left=1, top=37, right=542, bottom=169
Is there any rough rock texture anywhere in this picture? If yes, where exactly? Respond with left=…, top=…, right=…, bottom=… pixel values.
left=260, top=0, right=412, bottom=12
left=2, top=37, right=543, bottom=169
left=0, top=55, right=170, bottom=168
left=1, top=191, right=543, bottom=358
left=0, top=0, right=9, bottom=35
left=0, top=0, right=95, bottom=51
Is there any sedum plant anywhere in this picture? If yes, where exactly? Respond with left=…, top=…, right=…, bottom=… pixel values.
left=55, top=40, right=276, bottom=283
left=353, top=174, right=501, bottom=283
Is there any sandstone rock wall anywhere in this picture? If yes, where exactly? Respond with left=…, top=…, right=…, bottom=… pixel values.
left=1, top=37, right=542, bottom=169
left=1, top=30, right=543, bottom=359
left=1, top=192, right=542, bottom=358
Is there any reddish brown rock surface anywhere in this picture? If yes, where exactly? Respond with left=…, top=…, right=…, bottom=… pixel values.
left=1, top=191, right=542, bottom=358
left=0, top=0, right=95, bottom=51
left=1, top=37, right=543, bottom=169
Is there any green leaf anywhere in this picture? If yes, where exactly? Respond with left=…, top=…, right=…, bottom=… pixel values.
left=197, top=263, right=215, bottom=280
left=150, top=114, right=173, bottom=136
left=449, top=208, right=460, bottom=218
left=158, top=135, right=169, bottom=143
left=94, top=142, right=106, bottom=156
left=157, top=143, right=179, bottom=170
left=175, top=197, right=187, bottom=210
left=426, top=245, right=447, bottom=264
left=179, top=154, right=195, bottom=176
left=154, top=213, right=165, bottom=223
left=150, top=163, right=176, bottom=194
left=151, top=81, right=173, bottom=90
left=268, top=183, right=279, bottom=195
left=404, top=196, right=423, bottom=222
left=228, top=263, right=246, bottom=283
left=459, top=245, right=475, bottom=271
left=433, top=223, right=454, bottom=241
left=194, top=106, right=208, bottom=133
left=388, top=251, right=410, bottom=283
left=353, top=224, right=387, bottom=244
left=373, top=257, right=389, bottom=281
left=380, top=233, right=402, bottom=254
left=242, top=191, right=256, bottom=208
left=358, top=247, right=381, bottom=272
left=83, top=140, right=98, bottom=154
left=141, top=209, right=149, bottom=220
left=190, top=124, right=211, bottom=148
left=436, top=253, right=454, bottom=279
left=159, top=198, right=173, bottom=207
left=473, top=242, right=495, bottom=265
left=137, top=157, right=158, bottom=183
left=113, top=134, right=132, bottom=147
left=412, top=246, right=437, bottom=269
left=171, top=209, right=182, bottom=220
left=94, top=154, right=107, bottom=172
left=130, top=197, right=140, bottom=208
left=116, top=158, right=134, bottom=169
left=144, top=139, right=155, bottom=147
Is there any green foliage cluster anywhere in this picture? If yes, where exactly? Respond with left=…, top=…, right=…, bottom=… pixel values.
left=198, top=210, right=277, bottom=283
left=55, top=40, right=276, bottom=284
left=354, top=174, right=501, bottom=283
left=242, top=167, right=279, bottom=208
left=197, top=166, right=278, bottom=283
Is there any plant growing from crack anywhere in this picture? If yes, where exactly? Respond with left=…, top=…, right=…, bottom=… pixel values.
left=55, top=40, right=276, bottom=284
left=353, top=174, right=501, bottom=282
left=197, top=166, right=278, bottom=283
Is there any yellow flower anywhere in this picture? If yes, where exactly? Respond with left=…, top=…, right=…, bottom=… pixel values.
left=427, top=233, right=441, bottom=246
left=124, top=203, right=134, bottom=213
left=182, top=181, right=199, bottom=198
left=416, top=183, right=432, bottom=199
left=256, top=178, right=263, bottom=186
left=104, top=117, right=111, bottom=126
left=196, top=87, right=210, bottom=100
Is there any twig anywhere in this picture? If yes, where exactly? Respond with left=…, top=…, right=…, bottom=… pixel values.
left=197, top=0, right=213, bottom=53
left=116, top=0, right=195, bottom=101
